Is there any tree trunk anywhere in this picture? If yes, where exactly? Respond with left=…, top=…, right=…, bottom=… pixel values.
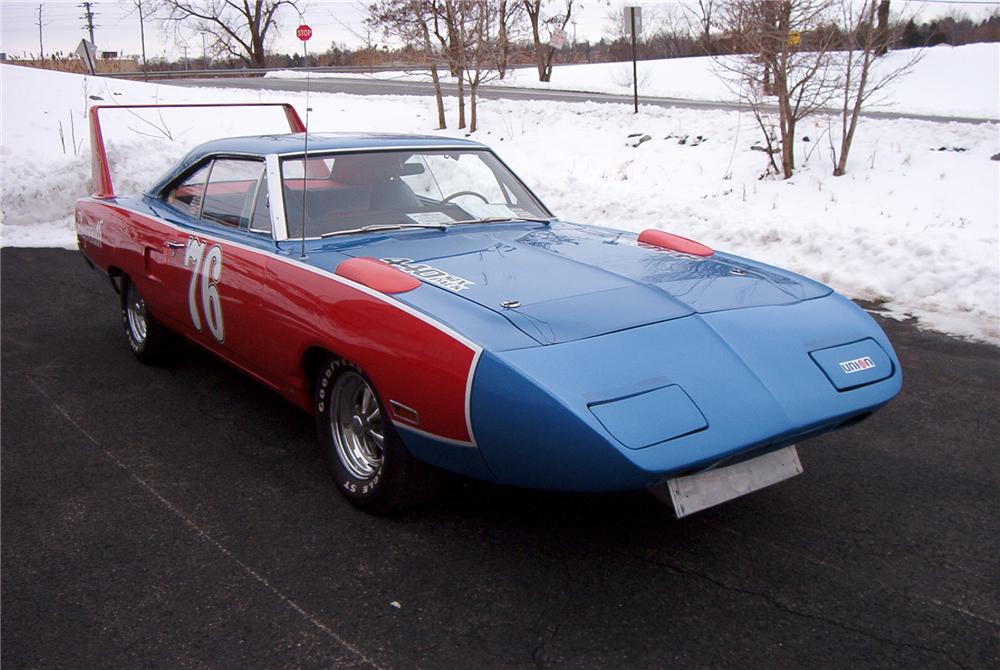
left=252, top=40, right=266, bottom=67
left=469, top=84, right=478, bottom=132
left=525, top=1, right=548, bottom=82
left=836, top=38, right=873, bottom=175
left=778, top=81, right=795, bottom=178
left=761, top=1, right=778, bottom=96
left=420, top=23, right=446, bottom=129
left=781, top=121, right=795, bottom=179
left=533, top=31, right=546, bottom=80
left=541, top=46, right=555, bottom=82
left=498, top=0, right=509, bottom=78
left=875, top=0, right=890, bottom=57
left=456, top=72, right=466, bottom=129
left=430, top=64, right=447, bottom=130
left=445, top=0, right=463, bottom=77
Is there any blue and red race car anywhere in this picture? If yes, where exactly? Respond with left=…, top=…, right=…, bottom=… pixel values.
left=76, top=103, right=902, bottom=515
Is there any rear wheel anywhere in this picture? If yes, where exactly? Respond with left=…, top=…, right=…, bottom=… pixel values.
left=314, top=358, right=438, bottom=514
left=121, top=276, right=177, bottom=365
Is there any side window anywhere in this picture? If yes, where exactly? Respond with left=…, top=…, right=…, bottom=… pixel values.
left=201, top=159, right=265, bottom=229
left=166, top=163, right=211, bottom=217
left=248, top=173, right=271, bottom=234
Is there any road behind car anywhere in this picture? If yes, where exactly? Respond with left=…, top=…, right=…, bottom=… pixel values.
left=2, top=248, right=998, bottom=669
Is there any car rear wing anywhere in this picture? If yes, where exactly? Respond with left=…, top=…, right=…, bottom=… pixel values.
left=88, top=102, right=306, bottom=199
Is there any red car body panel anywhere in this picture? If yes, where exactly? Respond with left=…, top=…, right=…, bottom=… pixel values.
left=76, top=199, right=480, bottom=447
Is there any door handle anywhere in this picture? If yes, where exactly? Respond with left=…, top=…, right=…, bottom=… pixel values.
left=165, top=240, right=186, bottom=249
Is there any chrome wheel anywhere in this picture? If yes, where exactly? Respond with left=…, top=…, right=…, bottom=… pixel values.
left=126, top=282, right=148, bottom=344
left=329, top=371, right=385, bottom=480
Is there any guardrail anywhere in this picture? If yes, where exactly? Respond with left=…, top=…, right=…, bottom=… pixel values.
left=102, top=64, right=430, bottom=80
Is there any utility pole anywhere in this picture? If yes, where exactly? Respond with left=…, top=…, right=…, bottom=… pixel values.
left=180, top=44, right=189, bottom=69
left=79, top=2, right=97, bottom=45
left=35, top=4, right=46, bottom=59
left=136, top=0, right=148, bottom=81
left=629, top=6, right=638, bottom=114
left=201, top=32, right=208, bottom=67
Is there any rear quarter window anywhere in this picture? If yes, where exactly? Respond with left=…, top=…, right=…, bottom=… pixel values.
left=200, top=159, right=265, bottom=229
left=166, top=163, right=211, bottom=217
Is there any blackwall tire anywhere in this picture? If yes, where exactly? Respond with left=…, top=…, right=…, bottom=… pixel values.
left=121, top=276, right=178, bottom=365
left=314, top=357, right=438, bottom=514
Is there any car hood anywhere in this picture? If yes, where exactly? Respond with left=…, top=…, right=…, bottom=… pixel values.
left=337, top=221, right=832, bottom=345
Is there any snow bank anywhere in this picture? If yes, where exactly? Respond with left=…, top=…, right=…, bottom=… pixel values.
left=2, top=63, right=998, bottom=344
left=271, top=43, right=1000, bottom=120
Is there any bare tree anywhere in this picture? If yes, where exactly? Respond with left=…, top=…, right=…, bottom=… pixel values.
left=718, top=0, right=841, bottom=179
left=523, top=0, right=573, bottom=82
left=154, top=0, right=297, bottom=68
left=364, top=1, right=520, bottom=132
left=367, top=0, right=447, bottom=129
left=431, top=0, right=467, bottom=128
left=458, top=1, right=504, bottom=131
left=686, top=0, right=716, bottom=52
left=619, top=4, right=694, bottom=59
left=831, top=0, right=919, bottom=175
left=496, top=0, right=526, bottom=78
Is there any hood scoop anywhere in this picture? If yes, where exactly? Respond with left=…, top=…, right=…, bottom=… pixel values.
left=501, top=285, right=692, bottom=345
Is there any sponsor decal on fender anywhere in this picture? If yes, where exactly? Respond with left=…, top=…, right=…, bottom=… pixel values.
left=839, top=356, right=875, bottom=374
left=77, top=216, right=103, bottom=248
left=381, top=257, right=475, bottom=292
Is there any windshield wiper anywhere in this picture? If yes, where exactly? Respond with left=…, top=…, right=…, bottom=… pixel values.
left=449, top=216, right=552, bottom=226
left=320, top=222, right=450, bottom=238
left=319, top=217, right=550, bottom=238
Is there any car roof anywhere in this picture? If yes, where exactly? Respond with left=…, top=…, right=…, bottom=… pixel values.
left=146, top=132, right=491, bottom=195
left=189, top=132, right=487, bottom=159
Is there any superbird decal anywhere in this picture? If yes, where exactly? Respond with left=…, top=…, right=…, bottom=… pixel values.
left=381, top=258, right=475, bottom=292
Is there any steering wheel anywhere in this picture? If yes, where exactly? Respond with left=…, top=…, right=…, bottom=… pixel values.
left=442, top=190, right=489, bottom=204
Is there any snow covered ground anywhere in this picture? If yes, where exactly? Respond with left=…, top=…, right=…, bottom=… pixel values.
left=1, top=62, right=998, bottom=344
left=268, top=43, right=1000, bottom=120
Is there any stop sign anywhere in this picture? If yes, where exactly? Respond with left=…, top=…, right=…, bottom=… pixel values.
left=296, top=24, right=312, bottom=41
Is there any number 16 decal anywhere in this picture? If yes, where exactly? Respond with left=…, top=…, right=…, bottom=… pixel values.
left=184, top=238, right=225, bottom=342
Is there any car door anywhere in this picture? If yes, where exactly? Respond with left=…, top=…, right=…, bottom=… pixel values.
left=150, top=157, right=276, bottom=376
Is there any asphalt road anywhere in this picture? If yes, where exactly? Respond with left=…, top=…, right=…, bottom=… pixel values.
left=2, top=247, right=998, bottom=669
left=167, top=75, right=998, bottom=124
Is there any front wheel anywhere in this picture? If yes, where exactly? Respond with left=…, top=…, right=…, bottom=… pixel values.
left=314, top=358, right=438, bottom=514
left=121, top=276, right=177, bottom=365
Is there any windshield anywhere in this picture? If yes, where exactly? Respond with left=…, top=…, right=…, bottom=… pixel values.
left=279, top=149, right=550, bottom=238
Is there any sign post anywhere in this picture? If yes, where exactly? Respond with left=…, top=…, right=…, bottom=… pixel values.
left=624, top=7, right=641, bottom=114
left=296, top=22, right=312, bottom=258
left=75, top=38, right=97, bottom=75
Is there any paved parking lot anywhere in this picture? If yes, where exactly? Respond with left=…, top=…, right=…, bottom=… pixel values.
left=3, top=248, right=998, bottom=669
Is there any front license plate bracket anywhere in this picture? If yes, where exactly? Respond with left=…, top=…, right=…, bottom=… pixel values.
left=652, top=445, right=804, bottom=518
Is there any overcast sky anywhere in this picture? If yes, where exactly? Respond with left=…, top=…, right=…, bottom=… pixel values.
left=2, top=0, right=997, bottom=61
